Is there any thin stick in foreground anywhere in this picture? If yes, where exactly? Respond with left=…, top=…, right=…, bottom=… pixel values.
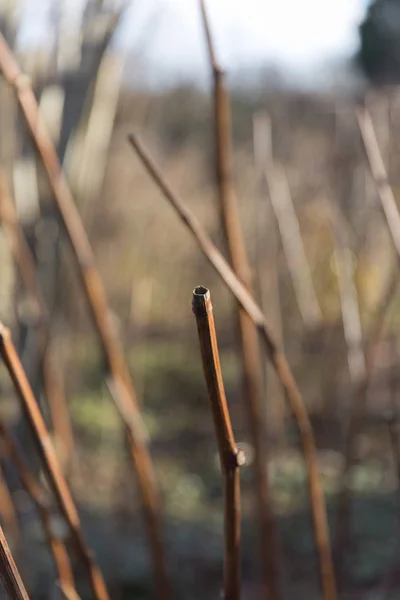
left=0, top=418, right=78, bottom=598
left=0, top=523, right=29, bottom=600
left=128, top=133, right=337, bottom=600
left=199, top=3, right=281, bottom=597
left=0, top=32, right=170, bottom=599
left=0, top=324, right=108, bottom=600
left=192, top=286, right=244, bottom=600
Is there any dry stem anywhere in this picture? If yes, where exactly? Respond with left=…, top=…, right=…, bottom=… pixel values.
left=199, top=2, right=281, bottom=597
left=192, top=286, right=244, bottom=600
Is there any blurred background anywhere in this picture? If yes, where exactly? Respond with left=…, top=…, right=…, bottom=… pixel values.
left=2, top=0, right=400, bottom=599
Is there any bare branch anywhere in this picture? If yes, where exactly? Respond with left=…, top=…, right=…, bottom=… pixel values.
left=192, top=286, right=244, bottom=600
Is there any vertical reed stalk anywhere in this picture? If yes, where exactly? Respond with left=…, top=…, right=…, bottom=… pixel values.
left=199, top=4, right=281, bottom=595
left=192, top=286, right=244, bottom=600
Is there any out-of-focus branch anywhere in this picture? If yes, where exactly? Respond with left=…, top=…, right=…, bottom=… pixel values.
left=262, top=120, right=322, bottom=328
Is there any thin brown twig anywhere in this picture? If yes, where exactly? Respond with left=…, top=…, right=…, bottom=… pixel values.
left=128, top=133, right=338, bottom=600
left=0, top=417, right=78, bottom=598
left=199, top=4, right=281, bottom=598
left=0, top=522, right=29, bottom=600
left=192, top=286, right=245, bottom=600
left=0, top=32, right=170, bottom=600
left=0, top=324, right=108, bottom=600
left=0, top=171, right=74, bottom=473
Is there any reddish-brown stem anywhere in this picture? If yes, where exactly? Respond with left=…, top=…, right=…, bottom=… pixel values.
left=0, top=324, right=108, bottom=600
left=0, top=418, right=78, bottom=597
left=0, top=32, right=170, bottom=600
left=0, top=172, right=74, bottom=473
left=0, top=522, right=29, bottom=600
left=192, top=286, right=243, bottom=600
left=128, top=133, right=337, bottom=600
left=199, top=4, right=281, bottom=597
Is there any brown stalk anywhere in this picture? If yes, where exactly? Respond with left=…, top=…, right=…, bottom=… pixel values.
left=0, top=324, right=108, bottom=600
left=128, top=133, right=338, bottom=600
left=192, top=286, right=244, bottom=600
left=0, top=522, right=29, bottom=600
left=0, top=417, right=78, bottom=598
left=199, top=3, right=281, bottom=597
left=0, top=32, right=170, bottom=600
left=0, top=172, right=74, bottom=473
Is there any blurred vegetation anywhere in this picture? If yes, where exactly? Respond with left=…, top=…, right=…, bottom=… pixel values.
left=357, top=0, right=400, bottom=85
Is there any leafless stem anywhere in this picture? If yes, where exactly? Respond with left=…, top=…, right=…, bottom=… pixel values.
left=192, top=286, right=244, bottom=600
left=0, top=32, right=170, bottom=599
left=0, top=324, right=108, bottom=600
left=0, top=417, right=78, bottom=598
left=0, top=522, right=29, bottom=600
left=128, top=133, right=338, bottom=600
left=199, top=4, right=281, bottom=597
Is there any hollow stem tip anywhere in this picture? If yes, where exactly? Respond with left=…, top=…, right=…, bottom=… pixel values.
left=192, top=286, right=213, bottom=317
